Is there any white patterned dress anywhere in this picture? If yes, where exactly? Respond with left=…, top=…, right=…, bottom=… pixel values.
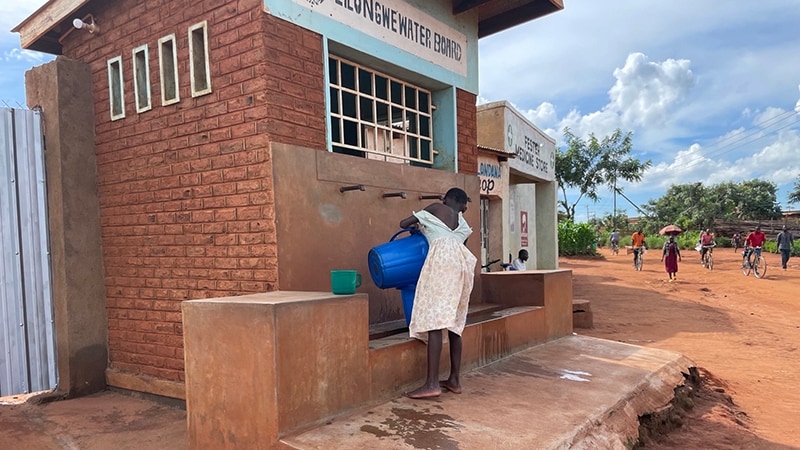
left=409, top=210, right=477, bottom=342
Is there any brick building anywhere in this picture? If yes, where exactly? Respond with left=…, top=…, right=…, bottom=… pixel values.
left=14, top=0, right=563, bottom=400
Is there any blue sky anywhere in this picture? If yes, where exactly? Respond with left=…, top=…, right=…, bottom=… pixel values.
left=4, top=1, right=800, bottom=222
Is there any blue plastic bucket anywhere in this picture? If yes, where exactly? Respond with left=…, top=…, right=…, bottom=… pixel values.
left=399, top=285, right=416, bottom=327
left=368, top=229, right=429, bottom=289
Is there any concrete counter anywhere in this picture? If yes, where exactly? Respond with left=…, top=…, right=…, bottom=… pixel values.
left=182, top=291, right=369, bottom=449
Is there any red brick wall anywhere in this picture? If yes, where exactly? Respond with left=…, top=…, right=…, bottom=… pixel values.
left=60, top=0, right=326, bottom=383
left=457, top=88, right=478, bottom=174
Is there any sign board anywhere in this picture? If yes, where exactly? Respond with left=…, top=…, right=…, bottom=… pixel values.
left=520, top=210, right=528, bottom=247
left=504, top=108, right=556, bottom=181
left=290, top=0, right=468, bottom=76
left=477, top=154, right=506, bottom=197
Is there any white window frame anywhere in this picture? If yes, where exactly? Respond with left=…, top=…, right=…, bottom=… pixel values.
left=132, top=44, right=152, bottom=113
left=328, top=55, right=434, bottom=165
left=188, top=21, right=212, bottom=97
left=158, top=34, right=180, bottom=106
left=107, top=55, right=125, bottom=121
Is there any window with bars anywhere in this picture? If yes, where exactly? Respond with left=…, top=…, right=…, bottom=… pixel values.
left=328, top=56, right=434, bottom=165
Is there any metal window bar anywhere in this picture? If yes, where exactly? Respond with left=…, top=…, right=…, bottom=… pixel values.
left=329, top=56, right=434, bottom=165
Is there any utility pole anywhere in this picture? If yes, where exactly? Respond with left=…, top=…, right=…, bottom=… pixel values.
left=613, top=178, right=617, bottom=230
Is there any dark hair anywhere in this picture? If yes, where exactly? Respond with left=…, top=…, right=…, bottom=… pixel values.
left=444, top=187, right=469, bottom=204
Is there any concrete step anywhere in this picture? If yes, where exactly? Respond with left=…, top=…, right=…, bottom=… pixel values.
left=282, top=335, right=694, bottom=450
left=368, top=303, right=509, bottom=340
left=572, top=298, right=593, bottom=329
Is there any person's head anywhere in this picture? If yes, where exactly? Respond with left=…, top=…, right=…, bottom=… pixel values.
left=669, top=235, right=675, bottom=242
left=755, top=226, right=761, bottom=232
left=782, top=225, right=787, bottom=231
left=518, top=249, right=529, bottom=261
left=705, top=229, right=710, bottom=233
left=443, top=187, right=469, bottom=213
left=636, top=228, right=643, bottom=234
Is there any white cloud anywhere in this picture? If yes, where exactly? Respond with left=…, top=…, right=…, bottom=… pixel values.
left=607, top=53, right=694, bottom=128
left=3, top=48, right=46, bottom=63
left=753, top=107, right=786, bottom=127
left=556, top=108, right=623, bottom=142
left=479, top=0, right=800, bottom=211
left=640, top=130, right=800, bottom=192
left=795, top=85, right=800, bottom=112
left=0, top=1, right=47, bottom=31
left=517, top=101, right=558, bottom=131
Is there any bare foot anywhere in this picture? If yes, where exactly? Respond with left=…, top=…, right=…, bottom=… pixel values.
left=405, top=386, right=441, bottom=399
left=440, top=380, right=462, bottom=394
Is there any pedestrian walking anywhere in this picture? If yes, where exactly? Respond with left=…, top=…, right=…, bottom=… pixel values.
left=661, top=235, right=682, bottom=281
left=777, top=225, right=794, bottom=270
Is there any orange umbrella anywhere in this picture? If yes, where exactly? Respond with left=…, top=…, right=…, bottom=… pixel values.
left=659, top=224, right=683, bottom=236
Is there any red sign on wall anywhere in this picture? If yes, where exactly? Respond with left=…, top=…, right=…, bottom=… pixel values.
left=520, top=211, right=528, bottom=247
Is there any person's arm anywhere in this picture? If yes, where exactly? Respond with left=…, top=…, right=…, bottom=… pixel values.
left=399, top=214, right=419, bottom=229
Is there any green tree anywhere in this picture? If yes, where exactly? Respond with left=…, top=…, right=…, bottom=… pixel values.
left=788, top=176, right=800, bottom=205
left=555, top=128, right=651, bottom=222
left=642, top=179, right=782, bottom=231
left=732, top=179, right=782, bottom=220
left=588, top=210, right=630, bottom=232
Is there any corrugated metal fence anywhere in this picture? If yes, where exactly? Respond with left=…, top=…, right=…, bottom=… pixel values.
left=0, top=108, right=57, bottom=397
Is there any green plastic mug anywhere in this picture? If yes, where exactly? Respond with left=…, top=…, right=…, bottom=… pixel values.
left=330, top=270, right=362, bottom=295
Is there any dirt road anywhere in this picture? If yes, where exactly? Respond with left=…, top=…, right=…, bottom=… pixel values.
left=1, top=247, right=798, bottom=449
left=568, top=246, right=800, bottom=449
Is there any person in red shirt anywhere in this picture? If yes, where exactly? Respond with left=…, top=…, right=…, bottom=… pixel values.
left=699, top=229, right=715, bottom=264
left=745, top=226, right=767, bottom=259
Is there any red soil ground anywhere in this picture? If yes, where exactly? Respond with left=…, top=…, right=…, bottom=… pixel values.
left=1, top=247, right=798, bottom=449
left=567, top=246, right=800, bottom=449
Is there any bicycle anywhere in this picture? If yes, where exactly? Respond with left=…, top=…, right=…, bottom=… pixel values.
left=481, top=259, right=501, bottom=272
left=633, top=247, right=645, bottom=271
left=481, top=259, right=510, bottom=272
left=741, top=246, right=767, bottom=278
left=701, top=244, right=715, bottom=270
left=610, top=241, right=619, bottom=255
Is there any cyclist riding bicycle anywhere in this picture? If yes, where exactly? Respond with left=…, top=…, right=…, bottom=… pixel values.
left=610, top=229, right=620, bottom=252
left=744, top=226, right=767, bottom=261
left=631, top=229, right=647, bottom=267
left=699, top=229, right=715, bottom=264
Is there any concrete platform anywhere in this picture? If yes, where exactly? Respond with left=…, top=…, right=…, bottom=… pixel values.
left=282, top=335, right=694, bottom=450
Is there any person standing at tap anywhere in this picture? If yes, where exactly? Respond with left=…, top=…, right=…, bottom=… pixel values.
left=398, top=187, right=477, bottom=399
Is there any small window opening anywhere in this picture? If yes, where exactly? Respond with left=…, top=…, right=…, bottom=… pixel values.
left=133, top=45, right=151, bottom=113
left=188, top=21, right=211, bottom=97
left=107, top=56, right=125, bottom=121
left=158, top=34, right=180, bottom=105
